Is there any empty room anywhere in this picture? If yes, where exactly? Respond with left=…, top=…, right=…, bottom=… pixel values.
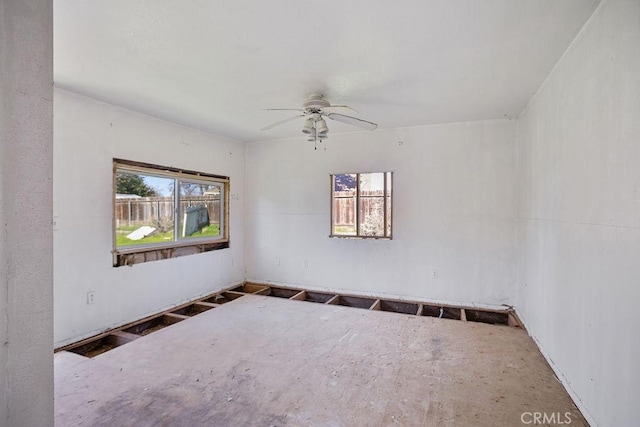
left=1, top=0, right=638, bottom=426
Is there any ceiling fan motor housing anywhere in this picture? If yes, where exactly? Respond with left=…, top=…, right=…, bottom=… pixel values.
left=302, top=93, right=330, bottom=113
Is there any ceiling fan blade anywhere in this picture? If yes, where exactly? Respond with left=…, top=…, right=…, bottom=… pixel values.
left=327, top=113, right=378, bottom=131
left=260, top=114, right=305, bottom=131
left=322, top=105, right=359, bottom=115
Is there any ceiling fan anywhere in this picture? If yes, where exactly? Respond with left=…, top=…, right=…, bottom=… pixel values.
left=261, top=94, right=378, bottom=144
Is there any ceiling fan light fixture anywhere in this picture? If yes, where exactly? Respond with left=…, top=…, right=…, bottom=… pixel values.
left=302, top=118, right=315, bottom=134
left=316, top=118, right=329, bottom=136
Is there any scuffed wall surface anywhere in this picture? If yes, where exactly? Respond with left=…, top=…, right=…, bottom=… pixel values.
left=246, top=120, right=518, bottom=307
left=0, top=0, right=54, bottom=425
left=517, top=0, right=640, bottom=425
left=53, top=89, right=246, bottom=346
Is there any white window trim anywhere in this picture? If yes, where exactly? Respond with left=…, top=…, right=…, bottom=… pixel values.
left=329, top=171, right=393, bottom=240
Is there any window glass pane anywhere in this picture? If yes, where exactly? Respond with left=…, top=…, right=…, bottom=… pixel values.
left=332, top=174, right=357, bottom=235
left=115, top=171, right=175, bottom=247
left=358, top=173, right=385, bottom=237
left=179, top=181, right=222, bottom=239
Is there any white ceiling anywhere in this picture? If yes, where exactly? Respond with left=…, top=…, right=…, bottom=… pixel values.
left=54, top=0, right=599, bottom=142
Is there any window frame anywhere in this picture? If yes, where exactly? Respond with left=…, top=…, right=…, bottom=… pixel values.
left=112, top=159, right=230, bottom=266
left=330, top=171, right=393, bottom=240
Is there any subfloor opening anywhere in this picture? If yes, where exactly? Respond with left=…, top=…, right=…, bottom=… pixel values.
left=66, top=332, right=135, bottom=358
left=421, top=305, right=462, bottom=320
left=464, top=308, right=509, bottom=325
left=379, top=300, right=419, bottom=314
left=268, top=287, right=300, bottom=299
left=304, top=291, right=333, bottom=303
left=332, top=295, right=376, bottom=309
left=123, top=314, right=183, bottom=336
left=57, top=281, right=523, bottom=359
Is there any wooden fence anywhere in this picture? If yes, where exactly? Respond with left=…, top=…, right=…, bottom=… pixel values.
left=115, top=195, right=220, bottom=227
left=333, top=190, right=386, bottom=226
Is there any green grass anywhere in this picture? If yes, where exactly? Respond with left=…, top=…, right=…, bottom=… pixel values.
left=116, top=224, right=220, bottom=247
left=333, top=225, right=357, bottom=235
left=188, top=224, right=220, bottom=238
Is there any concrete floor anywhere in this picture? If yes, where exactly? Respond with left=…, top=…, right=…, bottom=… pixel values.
left=55, top=295, right=586, bottom=426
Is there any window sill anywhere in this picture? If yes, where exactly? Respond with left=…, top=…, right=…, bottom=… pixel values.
left=329, top=235, right=392, bottom=240
left=113, top=239, right=229, bottom=267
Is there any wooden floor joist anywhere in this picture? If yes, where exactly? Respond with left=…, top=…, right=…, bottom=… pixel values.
left=325, top=295, right=340, bottom=305
left=222, top=290, right=245, bottom=300
left=110, top=330, right=140, bottom=343
left=253, top=286, right=272, bottom=296
left=290, top=290, right=306, bottom=301
left=164, top=312, right=189, bottom=322
left=194, top=301, right=220, bottom=309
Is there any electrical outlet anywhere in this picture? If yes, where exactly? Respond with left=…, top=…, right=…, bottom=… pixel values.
left=304, top=259, right=309, bottom=268
left=87, top=291, right=96, bottom=305
left=431, top=268, right=439, bottom=280
left=276, top=257, right=280, bottom=266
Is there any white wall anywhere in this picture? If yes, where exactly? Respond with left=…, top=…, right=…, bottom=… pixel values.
left=246, top=120, right=517, bottom=306
left=0, top=0, right=54, bottom=425
left=54, top=89, right=245, bottom=347
left=516, top=0, right=640, bottom=425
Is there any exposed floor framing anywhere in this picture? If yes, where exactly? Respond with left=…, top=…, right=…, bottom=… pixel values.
left=56, top=282, right=523, bottom=358
left=55, top=294, right=586, bottom=426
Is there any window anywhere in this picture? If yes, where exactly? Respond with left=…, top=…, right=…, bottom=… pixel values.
left=113, top=159, right=229, bottom=266
left=331, top=172, right=393, bottom=239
